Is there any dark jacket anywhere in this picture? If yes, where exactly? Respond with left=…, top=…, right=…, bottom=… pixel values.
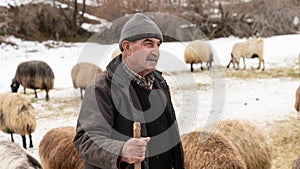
left=74, top=55, right=185, bottom=169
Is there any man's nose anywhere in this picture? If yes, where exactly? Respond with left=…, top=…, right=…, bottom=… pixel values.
left=151, top=47, right=160, bottom=57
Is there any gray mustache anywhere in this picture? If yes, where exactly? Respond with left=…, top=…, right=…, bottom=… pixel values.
left=146, top=54, right=158, bottom=61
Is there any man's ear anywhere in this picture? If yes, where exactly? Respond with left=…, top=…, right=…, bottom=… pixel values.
left=122, top=40, right=130, bottom=52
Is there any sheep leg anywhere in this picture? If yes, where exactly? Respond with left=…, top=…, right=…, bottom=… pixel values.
left=226, top=60, right=232, bottom=68
left=236, top=57, right=241, bottom=70
left=21, top=135, right=27, bottom=149
left=260, top=59, right=265, bottom=71
left=257, top=59, right=261, bottom=70
left=236, top=61, right=240, bottom=70
left=243, top=57, right=246, bottom=70
left=200, top=63, right=204, bottom=71
left=34, top=90, right=37, bottom=98
left=23, top=87, right=26, bottom=94
left=29, top=134, right=33, bottom=148
left=10, top=133, right=14, bottom=142
left=227, top=53, right=234, bottom=69
left=190, top=63, right=194, bottom=72
left=232, top=60, right=236, bottom=70
left=80, top=89, right=83, bottom=99
left=45, top=91, right=49, bottom=101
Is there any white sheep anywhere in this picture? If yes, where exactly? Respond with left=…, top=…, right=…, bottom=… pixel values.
left=0, top=141, right=42, bottom=169
left=39, top=126, right=84, bottom=169
left=226, top=37, right=265, bottom=70
left=295, top=86, right=300, bottom=112
left=181, top=130, right=247, bottom=169
left=0, top=93, right=36, bottom=149
left=184, top=40, right=213, bottom=72
left=71, top=62, right=102, bottom=99
left=112, top=47, right=121, bottom=59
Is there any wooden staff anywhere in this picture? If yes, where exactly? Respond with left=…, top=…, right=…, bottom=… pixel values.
left=133, top=122, right=141, bottom=169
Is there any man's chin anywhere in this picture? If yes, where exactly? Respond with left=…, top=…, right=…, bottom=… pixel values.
left=141, top=67, right=155, bottom=74
left=147, top=65, right=157, bottom=72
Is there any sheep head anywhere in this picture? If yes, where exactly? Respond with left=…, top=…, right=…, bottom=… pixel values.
left=10, top=79, right=20, bottom=93
left=257, top=37, right=264, bottom=42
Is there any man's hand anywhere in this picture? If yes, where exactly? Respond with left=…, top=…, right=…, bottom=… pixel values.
left=120, top=137, right=150, bottom=164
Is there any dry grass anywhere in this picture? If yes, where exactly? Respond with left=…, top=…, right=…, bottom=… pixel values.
left=166, top=61, right=299, bottom=80
left=33, top=94, right=81, bottom=119
left=224, top=57, right=299, bottom=79
left=265, top=116, right=300, bottom=169
left=224, top=67, right=299, bottom=79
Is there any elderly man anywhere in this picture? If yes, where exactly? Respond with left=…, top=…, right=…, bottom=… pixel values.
left=74, top=13, right=185, bottom=169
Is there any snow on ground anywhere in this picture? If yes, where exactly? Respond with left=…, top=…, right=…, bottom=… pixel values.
left=0, top=34, right=299, bottom=168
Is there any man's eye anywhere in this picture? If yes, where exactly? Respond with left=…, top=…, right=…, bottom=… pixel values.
left=145, top=42, right=153, bottom=46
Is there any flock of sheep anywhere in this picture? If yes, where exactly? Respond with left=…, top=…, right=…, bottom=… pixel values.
left=0, top=38, right=299, bottom=168
left=184, top=37, right=264, bottom=72
left=0, top=60, right=102, bottom=168
left=183, top=38, right=300, bottom=168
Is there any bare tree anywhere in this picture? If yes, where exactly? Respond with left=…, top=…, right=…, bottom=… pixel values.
left=81, top=0, right=86, bottom=18
left=73, top=0, right=78, bottom=27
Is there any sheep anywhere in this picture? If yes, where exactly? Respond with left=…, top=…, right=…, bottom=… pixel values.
left=181, top=130, right=247, bottom=169
left=215, top=119, right=273, bottom=169
left=39, top=126, right=84, bottom=169
left=293, top=155, right=300, bottom=169
left=226, top=37, right=265, bottom=70
left=0, top=141, right=42, bottom=169
left=295, top=86, right=300, bottom=112
left=184, top=40, right=213, bottom=72
left=71, top=62, right=102, bottom=99
left=0, top=93, right=36, bottom=149
left=112, top=47, right=122, bottom=58
left=11, top=60, right=55, bottom=101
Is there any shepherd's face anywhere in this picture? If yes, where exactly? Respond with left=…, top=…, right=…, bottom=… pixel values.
left=122, top=38, right=161, bottom=77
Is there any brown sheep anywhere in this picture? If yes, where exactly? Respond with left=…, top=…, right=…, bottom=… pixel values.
left=181, top=130, right=247, bottom=169
left=11, top=60, right=55, bottom=101
left=0, top=141, right=42, bottom=169
left=71, top=62, right=102, bottom=99
left=0, top=93, right=36, bottom=149
left=227, top=37, right=265, bottom=70
left=39, top=126, right=84, bottom=169
left=184, top=40, right=213, bottom=72
left=295, top=86, right=300, bottom=112
left=215, top=120, right=273, bottom=169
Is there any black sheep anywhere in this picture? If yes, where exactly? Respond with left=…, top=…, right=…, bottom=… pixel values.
left=11, top=60, right=55, bottom=101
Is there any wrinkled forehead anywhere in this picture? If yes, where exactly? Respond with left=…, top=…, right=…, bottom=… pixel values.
left=131, top=38, right=161, bottom=44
